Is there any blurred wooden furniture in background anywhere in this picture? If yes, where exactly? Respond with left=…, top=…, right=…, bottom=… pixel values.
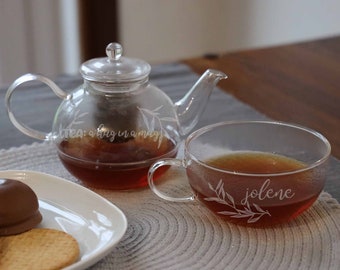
left=79, top=0, right=118, bottom=60
left=183, top=36, right=340, bottom=159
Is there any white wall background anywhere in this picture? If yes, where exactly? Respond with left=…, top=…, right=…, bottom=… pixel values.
left=0, top=0, right=80, bottom=86
left=118, top=0, right=340, bottom=62
left=1, top=0, right=340, bottom=86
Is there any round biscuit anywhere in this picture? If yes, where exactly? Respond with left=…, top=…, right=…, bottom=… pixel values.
left=0, top=228, right=80, bottom=270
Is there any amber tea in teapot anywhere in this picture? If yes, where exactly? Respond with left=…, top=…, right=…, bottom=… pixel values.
left=58, top=132, right=177, bottom=190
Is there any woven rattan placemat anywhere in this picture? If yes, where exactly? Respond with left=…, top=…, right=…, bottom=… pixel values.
left=1, top=142, right=339, bottom=270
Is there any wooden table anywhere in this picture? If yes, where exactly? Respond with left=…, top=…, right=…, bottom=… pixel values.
left=183, top=36, right=340, bottom=159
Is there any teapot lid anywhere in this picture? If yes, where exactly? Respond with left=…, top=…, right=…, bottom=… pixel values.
left=80, top=43, right=151, bottom=83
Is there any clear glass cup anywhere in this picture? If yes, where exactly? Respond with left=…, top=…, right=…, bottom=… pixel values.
left=148, top=121, right=331, bottom=226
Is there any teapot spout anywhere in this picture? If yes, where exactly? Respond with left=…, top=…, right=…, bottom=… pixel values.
left=175, top=69, right=227, bottom=135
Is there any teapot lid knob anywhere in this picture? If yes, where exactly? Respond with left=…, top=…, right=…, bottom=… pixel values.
left=106, top=42, right=122, bottom=61
left=80, top=42, right=151, bottom=84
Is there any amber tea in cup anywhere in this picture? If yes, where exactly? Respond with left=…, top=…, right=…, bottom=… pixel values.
left=148, top=121, right=331, bottom=226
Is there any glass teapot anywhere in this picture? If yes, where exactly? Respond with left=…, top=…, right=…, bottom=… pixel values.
left=5, top=43, right=227, bottom=190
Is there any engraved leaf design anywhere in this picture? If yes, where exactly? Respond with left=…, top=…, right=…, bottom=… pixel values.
left=238, top=209, right=253, bottom=215
left=208, top=182, right=214, bottom=191
left=218, top=211, right=239, bottom=216
left=225, top=192, right=235, bottom=206
left=205, top=197, right=226, bottom=203
left=231, top=214, right=254, bottom=219
left=63, top=110, right=89, bottom=131
left=139, top=109, right=151, bottom=130
left=253, top=203, right=268, bottom=214
left=248, top=215, right=264, bottom=223
left=216, top=179, right=223, bottom=190
left=160, top=117, right=177, bottom=122
left=204, top=180, right=271, bottom=223
left=150, top=116, right=155, bottom=131
left=137, top=106, right=177, bottom=149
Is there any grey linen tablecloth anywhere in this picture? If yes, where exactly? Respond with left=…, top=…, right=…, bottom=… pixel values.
left=0, top=63, right=340, bottom=269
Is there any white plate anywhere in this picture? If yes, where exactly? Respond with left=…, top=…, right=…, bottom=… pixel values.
left=0, top=170, right=128, bottom=270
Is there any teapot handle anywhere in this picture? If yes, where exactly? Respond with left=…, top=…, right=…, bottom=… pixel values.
left=5, top=73, right=72, bottom=141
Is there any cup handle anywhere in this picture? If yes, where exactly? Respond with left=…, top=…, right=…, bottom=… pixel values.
left=148, top=158, right=195, bottom=202
left=5, top=73, right=72, bottom=141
